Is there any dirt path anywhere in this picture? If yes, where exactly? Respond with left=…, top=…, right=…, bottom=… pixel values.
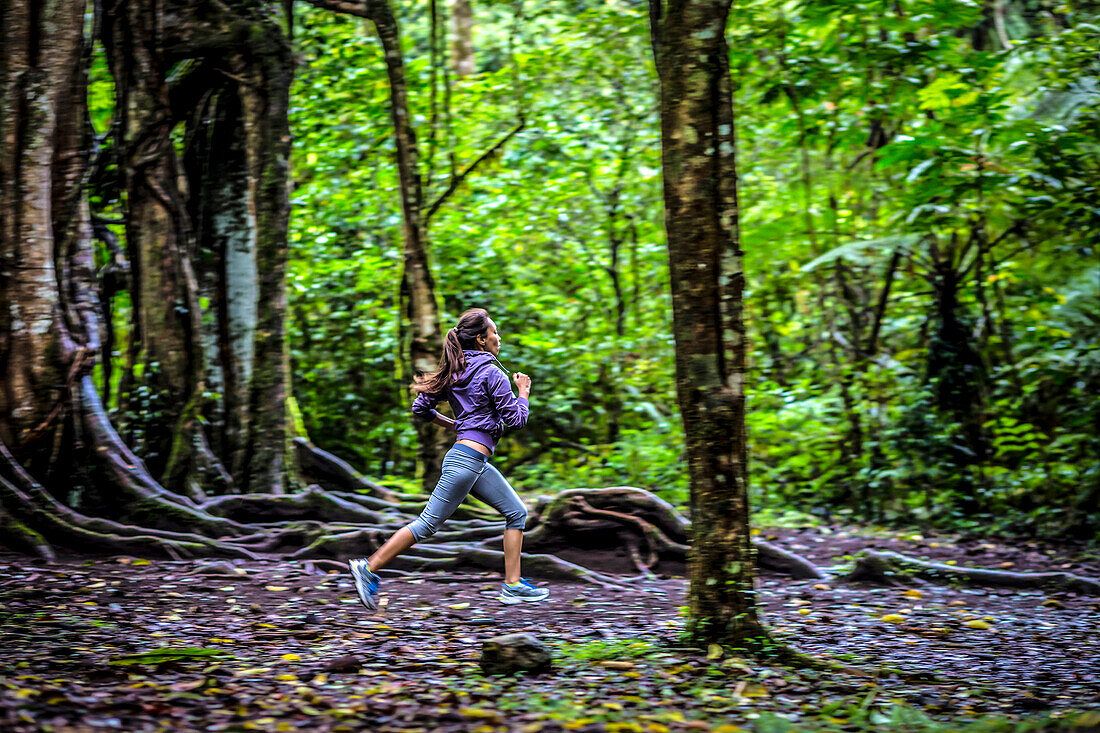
left=1, top=525, right=1098, bottom=732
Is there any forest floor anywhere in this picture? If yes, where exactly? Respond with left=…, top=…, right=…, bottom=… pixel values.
left=2, top=523, right=1099, bottom=733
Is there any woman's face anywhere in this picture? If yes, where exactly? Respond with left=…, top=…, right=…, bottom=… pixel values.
left=479, top=319, right=501, bottom=356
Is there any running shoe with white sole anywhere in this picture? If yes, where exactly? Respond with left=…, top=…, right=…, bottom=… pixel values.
left=348, top=558, right=380, bottom=611
left=499, top=578, right=550, bottom=604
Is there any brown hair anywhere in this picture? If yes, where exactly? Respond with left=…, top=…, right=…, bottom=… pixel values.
left=411, top=308, right=493, bottom=395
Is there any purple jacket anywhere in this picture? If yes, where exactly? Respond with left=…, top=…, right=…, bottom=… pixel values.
left=411, top=350, right=529, bottom=454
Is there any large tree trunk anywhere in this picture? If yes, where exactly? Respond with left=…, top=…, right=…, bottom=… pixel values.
left=235, top=27, right=296, bottom=495
left=0, top=0, right=87, bottom=474
left=102, top=0, right=207, bottom=491
left=184, top=74, right=256, bottom=491
left=648, top=0, right=766, bottom=647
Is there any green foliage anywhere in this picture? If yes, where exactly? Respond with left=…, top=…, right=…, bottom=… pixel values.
left=286, top=0, right=1099, bottom=539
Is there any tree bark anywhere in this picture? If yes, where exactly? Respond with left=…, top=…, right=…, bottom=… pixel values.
left=370, top=0, right=446, bottom=489
left=649, top=0, right=766, bottom=647
left=103, top=0, right=207, bottom=489
left=451, top=0, right=475, bottom=77
left=235, top=27, right=296, bottom=495
left=0, top=0, right=84, bottom=458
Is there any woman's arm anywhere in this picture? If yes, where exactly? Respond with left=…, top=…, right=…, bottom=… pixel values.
left=432, top=413, right=458, bottom=433
left=487, top=370, right=530, bottom=429
left=413, top=392, right=458, bottom=433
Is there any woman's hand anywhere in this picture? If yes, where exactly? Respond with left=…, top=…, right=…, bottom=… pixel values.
left=513, top=372, right=532, bottom=399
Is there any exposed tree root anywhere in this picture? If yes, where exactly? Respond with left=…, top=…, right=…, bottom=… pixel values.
left=385, top=545, right=634, bottom=588
left=78, top=376, right=253, bottom=537
left=0, top=473, right=255, bottom=560
left=199, top=484, right=405, bottom=524
left=293, top=438, right=398, bottom=501
left=0, top=506, right=55, bottom=561
left=845, top=549, right=1100, bottom=595
left=754, top=539, right=830, bottom=580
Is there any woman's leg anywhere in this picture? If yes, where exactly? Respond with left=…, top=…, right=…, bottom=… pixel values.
left=366, top=526, right=418, bottom=573
left=350, top=448, right=485, bottom=610
left=371, top=448, right=485, bottom=571
left=502, top=528, right=523, bottom=585
left=469, top=463, right=530, bottom=585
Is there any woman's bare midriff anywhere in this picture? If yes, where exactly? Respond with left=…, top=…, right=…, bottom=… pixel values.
left=456, top=439, right=491, bottom=456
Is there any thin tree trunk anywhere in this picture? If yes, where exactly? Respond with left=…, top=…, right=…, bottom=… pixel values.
left=370, top=0, right=446, bottom=488
left=649, top=0, right=765, bottom=647
left=451, top=0, right=475, bottom=77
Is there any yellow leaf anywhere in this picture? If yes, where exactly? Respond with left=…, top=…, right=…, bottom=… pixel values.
left=209, top=638, right=234, bottom=644
left=447, top=602, right=470, bottom=609
left=602, top=702, right=624, bottom=710
left=132, top=559, right=151, bottom=566
left=310, top=674, right=327, bottom=685
left=797, top=608, right=811, bottom=615
left=965, top=620, right=991, bottom=630
left=812, top=583, right=830, bottom=590
left=713, top=726, right=746, bottom=733
left=706, top=643, right=723, bottom=660
left=599, top=661, right=635, bottom=670
left=880, top=614, right=906, bottom=623
left=646, top=725, right=670, bottom=733
left=1042, top=599, right=1065, bottom=608
left=742, top=683, right=769, bottom=698
left=266, top=586, right=290, bottom=592
left=234, top=667, right=272, bottom=676
left=904, top=590, right=923, bottom=599
left=281, top=654, right=301, bottom=662
left=459, top=708, right=502, bottom=721
left=607, top=724, right=644, bottom=733
left=274, top=674, right=298, bottom=681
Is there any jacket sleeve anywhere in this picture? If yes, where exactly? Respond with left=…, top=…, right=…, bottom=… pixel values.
left=411, top=391, right=439, bottom=422
left=485, top=370, right=529, bottom=430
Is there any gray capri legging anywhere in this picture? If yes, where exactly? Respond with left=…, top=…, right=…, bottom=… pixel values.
left=408, top=443, right=528, bottom=541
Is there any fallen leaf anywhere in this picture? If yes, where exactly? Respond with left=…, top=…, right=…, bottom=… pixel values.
left=965, top=620, right=992, bottom=630
left=706, top=643, right=723, bottom=660
left=880, top=614, right=906, bottom=623
left=904, top=589, right=923, bottom=599
left=599, top=661, right=636, bottom=670
left=109, top=647, right=231, bottom=666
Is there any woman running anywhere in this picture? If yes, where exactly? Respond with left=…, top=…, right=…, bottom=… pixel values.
left=349, top=308, right=550, bottom=609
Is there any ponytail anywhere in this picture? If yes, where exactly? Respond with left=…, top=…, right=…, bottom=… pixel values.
left=411, top=308, right=492, bottom=395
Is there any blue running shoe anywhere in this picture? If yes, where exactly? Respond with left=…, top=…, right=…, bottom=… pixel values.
left=499, top=578, right=550, bottom=604
left=348, top=558, right=381, bottom=611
